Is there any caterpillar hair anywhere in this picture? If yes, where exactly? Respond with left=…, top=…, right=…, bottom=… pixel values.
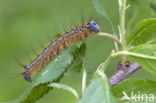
left=23, top=20, right=100, bottom=82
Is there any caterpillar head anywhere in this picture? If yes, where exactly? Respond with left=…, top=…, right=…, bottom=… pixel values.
left=23, top=71, right=32, bottom=82
left=88, top=20, right=99, bottom=33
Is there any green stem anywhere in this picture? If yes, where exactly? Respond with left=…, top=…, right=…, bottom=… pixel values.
left=112, top=51, right=156, bottom=60
left=119, top=0, right=127, bottom=63
left=93, top=50, right=114, bottom=78
left=82, top=69, right=87, bottom=93
left=97, top=32, right=121, bottom=44
left=99, top=53, right=113, bottom=72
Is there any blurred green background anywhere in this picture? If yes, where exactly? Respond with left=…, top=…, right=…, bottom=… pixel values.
left=0, top=0, right=156, bottom=103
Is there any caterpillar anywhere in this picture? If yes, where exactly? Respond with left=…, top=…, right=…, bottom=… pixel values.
left=23, top=20, right=100, bottom=82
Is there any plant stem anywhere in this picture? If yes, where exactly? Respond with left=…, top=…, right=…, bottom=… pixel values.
left=93, top=50, right=114, bottom=78
left=99, top=51, right=113, bottom=72
left=97, top=32, right=121, bottom=44
left=112, top=51, right=156, bottom=60
left=82, top=69, right=87, bottom=93
left=119, top=0, right=127, bottom=48
left=119, top=0, right=127, bottom=63
left=110, top=62, right=141, bottom=87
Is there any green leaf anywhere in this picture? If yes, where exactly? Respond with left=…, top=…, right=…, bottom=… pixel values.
left=129, top=44, right=156, bottom=75
left=92, top=0, right=116, bottom=36
left=126, top=0, right=156, bottom=33
left=150, top=3, right=156, bottom=12
left=78, top=70, right=117, bottom=103
left=8, top=43, right=86, bottom=103
left=126, top=18, right=156, bottom=47
left=92, top=0, right=109, bottom=20
left=49, top=83, right=79, bottom=100
left=112, top=78, right=156, bottom=103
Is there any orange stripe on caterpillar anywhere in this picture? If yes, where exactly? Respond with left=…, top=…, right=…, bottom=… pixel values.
left=23, top=20, right=100, bottom=82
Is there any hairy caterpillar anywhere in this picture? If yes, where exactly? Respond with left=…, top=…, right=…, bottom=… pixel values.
left=23, top=20, right=100, bottom=82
